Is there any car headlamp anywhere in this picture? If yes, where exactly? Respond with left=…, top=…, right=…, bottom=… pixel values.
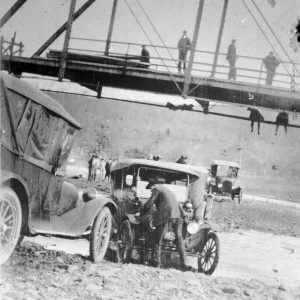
left=217, top=183, right=223, bottom=188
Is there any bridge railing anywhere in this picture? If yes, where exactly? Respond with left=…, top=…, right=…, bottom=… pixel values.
left=1, top=35, right=24, bottom=57
left=68, top=37, right=300, bottom=90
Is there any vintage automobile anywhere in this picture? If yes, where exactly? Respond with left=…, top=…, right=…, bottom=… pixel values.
left=207, top=160, right=242, bottom=203
left=108, top=159, right=220, bottom=275
left=0, top=72, right=117, bottom=264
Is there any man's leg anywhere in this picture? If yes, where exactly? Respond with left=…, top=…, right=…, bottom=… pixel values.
left=152, top=221, right=169, bottom=267
left=173, top=218, right=187, bottom=269
left=275, top=124, right=279, bottom=135
left=178, top=61, right=181, bottom=73
left=266, top=72, right=272, bottom=85
left=251, top=120, right=254, bottom=132
left=257, top=121, right=261, bottom=135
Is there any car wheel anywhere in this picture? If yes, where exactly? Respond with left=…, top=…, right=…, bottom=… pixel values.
left=0, top=187, right=22, bottom=265
left=117, top=220, right=133, bottom=263
left=89, top=206, right=112, bottom=263
left=197, top=231, right=220, bottom=275
left=238, top=189, right=243, bottom=204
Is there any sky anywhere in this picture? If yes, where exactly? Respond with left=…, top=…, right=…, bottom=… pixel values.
left=1, top=0, right=300, bottom=86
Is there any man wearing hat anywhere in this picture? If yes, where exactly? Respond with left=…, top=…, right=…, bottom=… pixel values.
left=139, top=176, right=190, bottom=271
left=140, top=45, right=150, bottom=66
left=177, top=30, right=191, bottom=73
left=263, top=51, right=280, bottom=85
left=226, top=39, right=237, bottom=80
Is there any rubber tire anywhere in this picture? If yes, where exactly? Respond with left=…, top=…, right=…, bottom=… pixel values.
left=198, top=231, right=220, bottom=275
left=0, top=187, right=22, bottom=265
left=89, top=206, right=112, bottom=263
left=117, top=220, right=133, bottom=263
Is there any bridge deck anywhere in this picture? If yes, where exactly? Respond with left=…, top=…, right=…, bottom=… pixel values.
left=1, top=55, right=300, bottom=112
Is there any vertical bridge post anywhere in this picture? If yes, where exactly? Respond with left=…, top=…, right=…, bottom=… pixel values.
left=211, top=0, right=229, bottom=77
left=183, top=0, right=205, bottom=96
left=58, top=0, right=76, bottom=82
left=105, top=0, right=119, bottom=56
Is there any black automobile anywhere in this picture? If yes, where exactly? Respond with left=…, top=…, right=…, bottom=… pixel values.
left=207, top=160, right=242, bottom=203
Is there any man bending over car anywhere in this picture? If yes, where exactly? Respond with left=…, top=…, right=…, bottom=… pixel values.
left=139, top=176, right=193, bottom=271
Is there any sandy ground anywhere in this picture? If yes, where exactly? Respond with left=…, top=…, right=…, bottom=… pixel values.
left=1, top=189, right=300, bottom=299
left=1, top=230, right=300, bottom=300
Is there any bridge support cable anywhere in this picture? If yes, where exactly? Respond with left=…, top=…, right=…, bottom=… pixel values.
left=250, top=0, right=300, bottom=79
left=105, top=0, right=118, bottom=56
left=58, top=0, right=76, bottom=82
left=134, top=0, right=178, bottom=71
left=183, top=0, right=205, bottom=96
left=124, top=0, right=182, bottom=95
left=32, top=0, right=95, bottom=57
left=241, top=0, right=299, bottom=90
left=211, top=0, right=229, bottom=77
left=0, top=0, right=27, bottom=28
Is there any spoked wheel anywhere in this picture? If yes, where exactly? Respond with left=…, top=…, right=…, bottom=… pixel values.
left=90, top=207, right=112, bottom=263
left=117, top=220, right=133, bottom=263
left=197, top=231, right=220, bottom=275
left=0, top=187, right=22, bottom=265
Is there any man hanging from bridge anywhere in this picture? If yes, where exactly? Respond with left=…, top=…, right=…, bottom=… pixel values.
left=247, top=107, right=264, bottom=135
left=263, top=51, right=280, bottom=85
left=275, top=111, right=289, bottom=135
left=177, top=30, right=191, bottom=74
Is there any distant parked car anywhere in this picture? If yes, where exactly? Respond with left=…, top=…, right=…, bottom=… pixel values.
left=207, top=160, right=242, bottom=203
left=0, top=72, right=116, bottom=264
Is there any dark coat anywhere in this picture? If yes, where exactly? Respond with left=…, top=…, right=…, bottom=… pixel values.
left=177, top=36, right=191, bottom=51
left=276, top=112, right=289, bottom=125
left=263, top=55, right=279, bottom=73
left=140, top=185, right=181, bottom=226
left=226, top=43, right=236, bottom=62
left=248, top=108, right=264, bottom=122
left=141, top=48, right=150, bottom=63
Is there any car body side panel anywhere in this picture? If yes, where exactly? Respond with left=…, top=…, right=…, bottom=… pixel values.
left=32, top=196, right=117, bottom=236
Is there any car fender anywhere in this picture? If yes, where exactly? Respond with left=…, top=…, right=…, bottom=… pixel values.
left=1, top=170, right=31, bottom=234
left=1, top=170, right=29, bottom=196
left=47, top=195, right=117, bottom=236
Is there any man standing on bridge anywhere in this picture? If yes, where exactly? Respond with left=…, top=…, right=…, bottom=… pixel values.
left=263, top=51, right=280, bottom=85
left=140, top=45, right=150, bottom=68
left=177, top=30, right=191, bottom=74
left=226, top=39, right=237, bottom=80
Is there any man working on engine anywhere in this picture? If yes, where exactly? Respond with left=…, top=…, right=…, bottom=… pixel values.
left=139, top=176, right=192, bottom=271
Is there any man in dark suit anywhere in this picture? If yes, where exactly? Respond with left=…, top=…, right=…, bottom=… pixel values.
left=139, top=176, right=191, bottom=271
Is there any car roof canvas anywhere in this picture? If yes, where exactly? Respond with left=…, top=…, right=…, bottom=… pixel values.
left=1, top=72, right=81, bottom=129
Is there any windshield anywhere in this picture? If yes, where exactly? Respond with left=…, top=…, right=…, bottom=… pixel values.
left=136, top=167, right=189, bottom=199
left=214, top=165, right=238, bottom=177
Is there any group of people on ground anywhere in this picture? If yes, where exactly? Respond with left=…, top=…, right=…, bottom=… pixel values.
left=140, top=31, right=281, bottom=86
left=88, top=153, right=117, bottom=181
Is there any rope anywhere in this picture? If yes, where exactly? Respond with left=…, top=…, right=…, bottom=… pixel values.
left=123, top=0, right=182, bottom=95
left=242, top=0, right=299, bottom=90
left=251, top=0, right=300, bottom=78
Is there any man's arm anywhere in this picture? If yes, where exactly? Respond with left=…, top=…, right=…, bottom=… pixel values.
left=140, top=188, right=159, bottom=215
